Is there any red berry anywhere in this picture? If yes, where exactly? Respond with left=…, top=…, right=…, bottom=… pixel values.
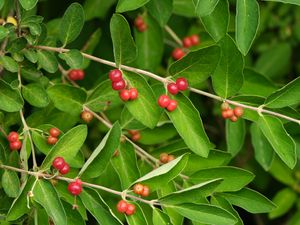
left=109, top=69, right=123, bottom=82
left=160, top=153, right=169, bottom=164
left=134, top=16, right=144, bottom=28
left=68, top=182, right=82, bottom=196
left=221, top=102, right=230, bottom=111
left=117, top=200, right=128, bottom=213
left=141, top=186, right=150, bottom=197
left=125, top=203, right=136, bottom=216
left=7, top=132, right=19, bottom=142
left=76, top=70, right=85, bottom=80
left=166, top=100, right=178, bottom=112
left=133, top=183, right=144, bottom=195
left=131, top=133, right=141, bottom=142
left=167, top=83, right=179, bottom=95
left=52, top=157, right=65, bottom=170
left=49, top=128, right=60, bottom=137
left=9, top=140, right=22, bottom=150
left=60, top=163, right=70, bottom=175
left=137, top=23, right=148, bottom=32
left=176, top=77, right=189, bottom=91
left=230, top=116, right=238, bottom=122
left=47, top=136, right=58, bottom=145
left=190, top=34, right=200, bottom=46
left=222, top=109, right=234, bottom=119
left=75, top=178, right=82, bottom=185
left=158, top=95, right=171, bottom=108
left=233, top=107, right=244, bottom=118
left=119, top=90, right=130, bottom=101
left=172, top=48, right=185, bottom=60
left=183, top=37, right=192, bottom=48
left=68, top=70, right=78, bottom=80
left=168, top=155, right=175, bottom=162
left=112, top=79, right=126, bottom=90
left=129, top=88, right=138, bottom=100
left=81, top=111, right=94, bottom=123
left=128, top=130, right=139, bottom=135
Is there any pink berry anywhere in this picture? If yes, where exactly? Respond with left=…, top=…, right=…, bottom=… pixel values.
left=176, top=77, right=189, bottom=91
left=7, top=131, right=19, bottom=142
left=166, top=100, right=178, bottom=112
left=9, top=140, right=22, bottom=151
left=52, top=157, right=65, bottom=170
left=59, top=163, right=70, bottom=175
left=119, top=90, right=130, bottom=101
left=109, top=69, right=123, bottom=82
left=158, top=95, right=171, bottom=108
left=67, top=182, right=82, bottom=196
left=172, top=48, right=185, bottom=60
left=112, top=79, right=126, bottom=90
left=167, top=83, right=179, bottom=95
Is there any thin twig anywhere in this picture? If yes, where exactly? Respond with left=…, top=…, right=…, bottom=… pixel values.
left=164, top=25, right=183, bottom=46
left=0, top=125, right=7, bottom=137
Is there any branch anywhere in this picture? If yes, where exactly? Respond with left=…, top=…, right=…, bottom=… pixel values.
left=164, top=25, right=183, bottom=47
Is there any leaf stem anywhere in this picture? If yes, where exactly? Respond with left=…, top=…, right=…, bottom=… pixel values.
left=164, top=25, right=183, bottom=47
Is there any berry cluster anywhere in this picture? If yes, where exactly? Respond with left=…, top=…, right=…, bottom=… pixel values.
left=47, top=128, right=61, bottom=145
left=171, top=34, right=200, bottom=60
left=117, top=200, right=136, bottom=216
left=52, top=156, right=70, bottom=175
left=7, top=132, right=22, bottom=151
left=81, top=110, right=94, bottom=123
left=221, top=102, right=244, bottom=122
left=159, top=153, right=175, bottom=163
left=68, top=69, right=85, bottom=81
left=134, top=15, right=147, bottom=32
left=67, top=178, right=83, bottom=196
left=133, top=183, right=150, bottom=197
left=128, top=130, right=141, bottom=142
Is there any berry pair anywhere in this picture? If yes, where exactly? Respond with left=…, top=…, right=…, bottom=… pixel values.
left=128, top=130, right=141, bottom=142
left=7, top=131, right=22, bottom=151
left=160, top=153, right=175, bottom=164
left=133, top=183, right=150, bottom=197
left=68, top=69, right=85, bottom=81
left=81, top=111, right=94, bottom=123
left=221, top=102, right=244, bottom=122
left=52, top=157, right=70, bottom=175
left=68, top=178, right=83, bottom=196
left=182, top=34, right=200, bottom=48
left=47, top=128, right=61, bottom=145
left=167, top=77, right=189, bottom=95
left=134, top=16, right=147, bottom=32
left=119, top=88, right=138, bottom=102
left=158, top=95, right=178, bottom=112
left=117, top=200, right=136, bottom=216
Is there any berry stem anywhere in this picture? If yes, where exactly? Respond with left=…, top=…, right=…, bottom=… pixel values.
left=164, top=25, right=183, bottom=47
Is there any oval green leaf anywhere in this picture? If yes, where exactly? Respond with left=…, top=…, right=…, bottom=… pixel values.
left=58, top=49, right=83, bottom=69
left=19, top=0, right=38, bottom=10
left=37, top=50, right=58, bottom=73
left=22, top=83, right=49, bottom=108
left=194, top=0, right=220, bottom=17
left=0, top=80, right=24, bottom=112
left=2, top=170, right=20, bottom=198
left=116, top=0, right=149, bottom=12
left=147, top=0, right=172, bottom=26
left=226, top=118, right=246, bottom=157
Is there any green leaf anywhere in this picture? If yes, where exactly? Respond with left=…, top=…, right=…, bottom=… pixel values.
left=80, top=189, right=121, bottom=225
left=226, top=118, right=246, bottom=157
left=81, top=29, right=101, bottom=68
left=116, top=0, right=150, bottom=12
left=168, top=46, right=220, bottom=86
left=124, top=71, right=161, bottom=128
left=250, top=123, right=274, bottom=171
left=190, top=166, right=254, bottom=192
left=58, top=49, right=83, bottom=69
left=167, top=94, right=212, bottom=157
left=79, top=122, right=121, bottom=178
left=37, top=50, right=58, bottom=73
left=111, top=141, right=140, bottom=189
left=169, top=203, right=237, bottom=225
left=263, top=0, right=300, bottom=6
left=0, top=26, right=9, bottom=40
left=269, top=188, right=297, bottom=219
left=146, top=0, right=173, bottom=26
left=220, top=188, right=276, bottom=213
left=59, top=3, right=85, bottom=46
left=159, top=179, right=222, bottom=205
left=152, top=208, right=171, bottom=225
left=200, top=0, right=229, bottom=42
left=2, top=170, right=20, bottom=198
left=110, top=14, right=137, bottom=67
left=47, top=85, right=87, bottom=115
left=23, top=49, right=38, bottom=63
left=134, top=15, right=164, bottom=71
left=19, top=0, right=38, bottom=10
left=7, top=37, right=27, bottom=53
left=194, top=0, right=220, bottom=17
left=33, top=180, right=67, bottom=225
left=0, top=56, right=19, bottom=73
left=211, top=35, right=244, bottom=98
left=41, top=125, right=87, bottom=169
left=63, top=202, right=86, bottom=225
left=269, top=156, right=295, bottom=186
left=173, top=0, right=197, bottom=17
left=236, top=0, right=260, bottom=55
left=264, top=77, right=300, bottom=108
left=84, top=0, right=116, bottom=21
left=258, top=115, right=296, bottom=169
left=126, top=203, right=149, bottom=225
left=22, top=83, right=49, bottom=108
left=0, top=80, right=24, bottom=112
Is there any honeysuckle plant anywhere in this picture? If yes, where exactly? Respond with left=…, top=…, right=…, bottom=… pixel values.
left=0, top=0, right=300, bottom=225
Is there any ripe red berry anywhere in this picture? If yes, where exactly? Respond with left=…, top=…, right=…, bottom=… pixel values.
left=137, top=23, right=148, bottom=32
left=190, top=34, right=200, bottom=46
left=160, top=153, right=169, bottom=164
left=9, top=140, right=22, bottom=150
left=49, top=128, right=60, bottom=137
left=47, top=136, right=58, bottom=145
left=233, top=107, right=244, bottom=118
left=183, top=37, right=192, bottom=48
left=119, top=89, right=130, bottom=101
left=109, top=69, right=123, bottom=82
left=134, top=16, right=144, bottom=28
left=131, top=133, right=141, bottom=142
left=81, top=111, right=94, bottom=123
left=128, top=130, right=139, bottom=135
left=221, top=102, right=230, bottom=111
left=112, top=79, right=126, bottom=90
left=141, top=186, right=150, bottom=197
left=59, top=163, right=70, bottom=175
left=172, top=48, right=185, bottom=60
left=52, top=157, right=65, bottom=170
left=68, top=69, right=85, bottom=81
left=222, top=109, right=234, bottom=119
left=133, top=183, right=144, bottom=195
left=125, top=203, right=136, bottom=216
left=166, top=100, right=178, bottom=112
left=75, top=178, right=82, bottom=185
left=7, top=131, right=19, bottom=142
left=176, top=77, right=189, bottom=91
left=68, top=182, right=82, bottom=196
left=158, top=95, right=171, bottom=108
left=168, top=155, right=175, bottom=162
left=129, top=88, right=138, bottom=100
left=167, top=83, right=179, bottom=95
left=76, top=70, right=85, bottom=80
left=230, top=116, right=238, bottom=122
left=117, top=200, right=128, bottom=213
